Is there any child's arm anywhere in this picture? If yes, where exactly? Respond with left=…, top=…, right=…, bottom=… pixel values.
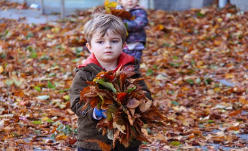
left=69, top=70, right=95, bottom=120
left=123, top=9, right=148, bottom=32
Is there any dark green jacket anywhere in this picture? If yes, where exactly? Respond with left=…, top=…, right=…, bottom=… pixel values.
left=69, top=53, right=152, bottom=150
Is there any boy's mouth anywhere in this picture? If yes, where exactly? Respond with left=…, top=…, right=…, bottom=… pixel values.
left=105, top=51, right=113, bottom=54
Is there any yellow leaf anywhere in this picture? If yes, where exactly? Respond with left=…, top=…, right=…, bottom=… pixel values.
left=51, top=27, right=60, bottom=33
left=56, top=134, right=68, bottom=140
left=107, top=2, right=117, bottom=8
left=225, top=73, right=234, bottom=79
left=214, top=87, right=220, bottom=92
left=196, top=61, right=204, bottom=68
left=217, top=18, right=223, bottom=22
left=42, top=117, right=49, bottom=122
left=105, top=6, right=111, bottom=13
left=0, top=66, right=3, bottom=73
left=104, top=0, right=109, bottom=6
left=105, top=0, right=117, bottom=8
left=63, top=95, right=70, bottom=101
left=46, top=34, right=54, bottom=39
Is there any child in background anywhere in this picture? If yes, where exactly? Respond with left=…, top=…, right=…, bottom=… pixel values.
left=116, top=0, right=149, bottom=61
left=69, top=13, right=152, bottom=151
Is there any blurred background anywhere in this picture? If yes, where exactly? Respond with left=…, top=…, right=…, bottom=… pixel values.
left=7, top=0, right=248, bottom=17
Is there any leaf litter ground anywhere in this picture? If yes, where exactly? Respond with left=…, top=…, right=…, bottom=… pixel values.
left=0, top=1, right=248, bottom=151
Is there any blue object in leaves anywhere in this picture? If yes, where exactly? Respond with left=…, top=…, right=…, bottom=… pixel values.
left=94, top=108, right=107, bottom=118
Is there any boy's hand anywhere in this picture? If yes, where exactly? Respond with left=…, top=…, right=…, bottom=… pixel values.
left=94, top=108, right=107, bottom=118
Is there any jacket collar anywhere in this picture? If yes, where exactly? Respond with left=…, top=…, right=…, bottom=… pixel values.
left=78, top=53, right=135, bottom=72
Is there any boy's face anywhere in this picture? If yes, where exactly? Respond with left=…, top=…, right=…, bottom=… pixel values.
left=121, top=0, right=139, bottom=10
left=86, top=29, right=125, bottom=64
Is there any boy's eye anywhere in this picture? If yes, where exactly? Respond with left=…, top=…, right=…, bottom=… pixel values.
left=97, top=41, right=103, bottom=44
left=112, top=40, right=118, bottom=43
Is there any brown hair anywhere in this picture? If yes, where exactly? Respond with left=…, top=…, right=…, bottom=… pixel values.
left=83, top=13, right=127, bottom=45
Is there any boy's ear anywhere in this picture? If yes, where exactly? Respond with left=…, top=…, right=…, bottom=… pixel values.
left=86, top=43, right=92, bottom=52
left=122, top=42, right=127, bottom=49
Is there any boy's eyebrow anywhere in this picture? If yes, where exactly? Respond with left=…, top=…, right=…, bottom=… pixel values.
left=95, top=37, right=104, bottom=40
left=111, top=37, right=121, bottom=39
left=95, top=37, right=121, bottom=40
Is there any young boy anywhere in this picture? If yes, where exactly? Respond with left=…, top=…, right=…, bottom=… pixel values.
left=69, top=13, right=152, bottom=151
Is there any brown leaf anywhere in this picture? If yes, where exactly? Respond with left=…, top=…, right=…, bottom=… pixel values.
left=139, top=100, right=152, bottom=112
left=127, top=109, right=135, bottom=125
left=110, top=9, right=134, bottom=20
left=119, top=73, right=127, bottom=92
left=136, top=133, right=150, bottom=143
left=126, top=98, right=140, bottom=109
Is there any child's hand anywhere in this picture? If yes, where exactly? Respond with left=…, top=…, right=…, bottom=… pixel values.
left=94, top=108, right=107, bottom=118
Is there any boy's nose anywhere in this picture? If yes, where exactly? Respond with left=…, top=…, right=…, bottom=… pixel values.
left=105, top=41, right=112, bottom=49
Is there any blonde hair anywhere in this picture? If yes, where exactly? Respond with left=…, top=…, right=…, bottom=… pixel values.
left=83, top=13, right=127, bottom=45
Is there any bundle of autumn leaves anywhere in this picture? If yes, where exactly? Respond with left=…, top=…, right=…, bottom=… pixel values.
left=80, top=69, right=165, bottom=150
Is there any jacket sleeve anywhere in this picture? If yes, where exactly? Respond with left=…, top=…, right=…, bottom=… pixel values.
left=131, top=60, right=153, bottom=101
left=123, top=9, right=148, bottom=32
left=69, top=69, right=95, bottom=120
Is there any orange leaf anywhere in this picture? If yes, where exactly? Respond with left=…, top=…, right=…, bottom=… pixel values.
left=85, top=139, right=111, bottom=151
left=229, top=110, right=241, bottom=117
left=68, top=137, right=77, bottom=145
left=154, top=24, right=165, bottom=31
left=90, top=98, right=100, bottom=108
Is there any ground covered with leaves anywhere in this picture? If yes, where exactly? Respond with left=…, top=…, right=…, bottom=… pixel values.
left=0, top=2, right=248, bottom=151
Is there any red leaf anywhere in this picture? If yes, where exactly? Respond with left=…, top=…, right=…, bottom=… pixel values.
left=117, top=92, right=127, bottom=102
